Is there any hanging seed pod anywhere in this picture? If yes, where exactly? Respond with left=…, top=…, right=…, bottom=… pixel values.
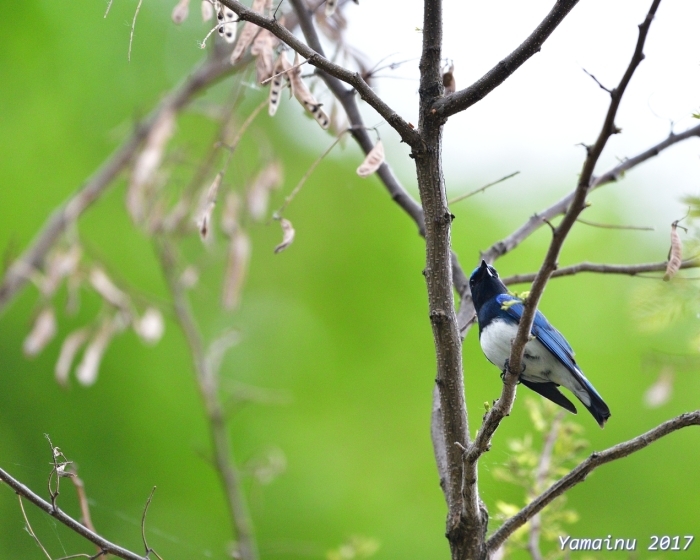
left=325, top=0, right=338, bottom=16
left=442, top=62, right=455, bottom=94
left=201, top=0, right=214, bottom=21
left=663, top=221, right=682, bottom=281
left=216, top=3, right=237, bottom=43
left=274, top=218, right=295, bottom=253
left=172, top=0, right=190, bottom=24
left=223, top=230, right=251, bottom=309
left=356, top=140, right=385, bottom=177
left=269, top=53, right=292, bottom=116
left=230, top=0, right=265, bottom=62
left=247, top=162, right=283, bottom=221
left=251, top=29, right=276, bottom=83
left=76, top=318, right=116, bottom=386
left=197, top=173, right=223, bottom=241
left=133, top=307, right=165, bottom=345
left=289, top=54, right=329, bottom=129
left=89, top=268, right=129, bottom=308
left=23, top=307, right=57, bottom=357
left=55, top=328, right=90, bottom=386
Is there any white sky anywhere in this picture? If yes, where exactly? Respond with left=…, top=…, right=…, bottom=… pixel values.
left=342, top=0, right=700, bottom=229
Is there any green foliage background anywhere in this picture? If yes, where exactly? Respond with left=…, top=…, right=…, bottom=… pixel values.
left=1, top=1, right=699, bottom=559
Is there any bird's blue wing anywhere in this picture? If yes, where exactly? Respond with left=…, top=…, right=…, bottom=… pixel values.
left=495, top=293, right=576, bottom=370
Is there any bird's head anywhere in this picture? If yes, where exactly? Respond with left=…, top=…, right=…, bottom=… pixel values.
left=469, top=260, right=508, bottom=312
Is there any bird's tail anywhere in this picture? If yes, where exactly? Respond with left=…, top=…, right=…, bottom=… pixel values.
left=582, top=384, right=611, bottom=428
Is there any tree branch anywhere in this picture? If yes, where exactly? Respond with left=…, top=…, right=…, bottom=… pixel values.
left=0, top=48, right=243, bottom=316
left=158, top=241, right=258, bottom=560
left=487, top=410, right=700, bottom=553
left=463, top=2, right=663, bottom=548
left=219, top=0, right=421, bottom=147
left=432, top=0, right=580, bottom=119
left=501, top=258, right=700, bottom=285
left=0, top=466, right=147, bottom=560
left=481, top=107, right=700, bottom=265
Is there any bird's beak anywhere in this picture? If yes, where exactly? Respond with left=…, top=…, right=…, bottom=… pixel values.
left=480, top=260, right=492, bottom=276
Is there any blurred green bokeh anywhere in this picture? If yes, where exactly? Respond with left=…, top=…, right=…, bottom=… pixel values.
left=1, top=2, right=699, bottom=559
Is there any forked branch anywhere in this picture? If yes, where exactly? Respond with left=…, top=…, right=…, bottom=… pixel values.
left=0, top=466, right=147, bottom=560
left=487, top=410, right=700, bottom=553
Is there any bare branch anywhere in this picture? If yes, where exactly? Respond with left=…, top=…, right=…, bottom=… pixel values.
left=432, top=0, right=580, bottom=119
left=501, top=258, right=700, bottom=285
left=582, top=67, right=611, bottom=94
left=0, top=466, right=146, bottom=560
left=528, top=412, right=563, bottom=560
left=448, top=171, right=520, bottom=205
left=481, top=117, right=700, bottom=266
left=465, top=2, right=664, bottom=545
left=158, top=241, right=258, bottom=560
left=576, top=218, right=654, bottom=231
left=0, top=50, right=244, bottom=316
left=218, top=0, right=421, bottom=147
left=487, top=410, right=700, bottom=553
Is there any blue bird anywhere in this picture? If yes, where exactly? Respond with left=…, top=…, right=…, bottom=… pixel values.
left=469, top=261, right=611, bottom=428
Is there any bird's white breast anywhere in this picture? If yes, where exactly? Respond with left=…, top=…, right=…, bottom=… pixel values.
left=480, top=319, right=590, bottom=405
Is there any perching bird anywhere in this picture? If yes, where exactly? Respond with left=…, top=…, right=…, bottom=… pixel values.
left=469, top=260, right=611, bottom=428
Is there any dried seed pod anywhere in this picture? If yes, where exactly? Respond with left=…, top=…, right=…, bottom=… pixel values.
left=268, top=53, right=292, bottom=116
left=289, top=54, right=329, bottom=129
left=90, top=268, right=129, bottom=308
left=201, top=0, right=214, bottom=21
left=55, top=328, right=89, bottom=386
left=216, top=3, right=237, bottom=43
left=197, top=173, right=223, bottom=241
left=172, top=0, right=190, bottom=24
left=274, top=218, right=295, bottom=253
left=181, top=266, right=200, bottom=289
left=663, top=221, right=682, bottom=281
left=223, top=230, right=251, bottom=310
left=23, top=307, right=57, bottom=357
left=247, top=162, right=283, bottom=221
left=128, top=110, right=176, bottom=223
left=133, top=307, right=165, bottom=345
left=76, top=318, right=115, bottom=386
left=644, top=367, right=674, bottom=408
left=356, top=140, right=385, bottom=177
left=42, top=244, right=82, bottom=297
left=442, top=62, right=455, bottom=94
left=251, top=29, right=276, bottom=83
left=325, top=0, right=337, bottom=16
left=230, top=0, right=265, bottom=62
left=221, top=191, right=241, bottom=236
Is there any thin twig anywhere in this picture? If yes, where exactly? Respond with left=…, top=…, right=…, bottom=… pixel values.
left=448, top=171, right=520, bottom=205
left=576, top=218, right=654, bottom=231
left=104, top=0, right=114, bottom=18
left=273, top=130, right=348, bottom=218
left=487, top=410, right=700, bottom=553
left=128, top=0, right=143, bottom=62
left=0, top=466, right=145, bottom=560
left=527, top=412, right=563, bottom=560
left=582, top=67, right=611, bottom=94
left=69, top=469, right=102, bottom=559
left=140, top=487, right=163, bottom=560
left=501, top=258, right=700, bottom=285
left=158, top=241, right=258, bottom=560
left=18, top=495, right=52, bottom=560
left=260, top=57, right=309, bottom=85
